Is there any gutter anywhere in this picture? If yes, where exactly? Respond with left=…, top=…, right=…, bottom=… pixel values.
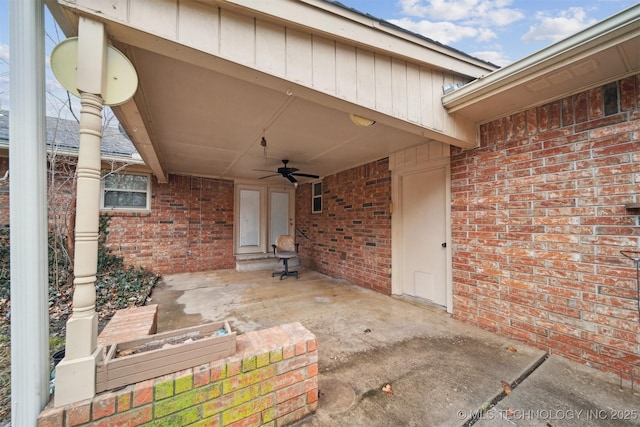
left=442, top=3, right=640, bottom=112
left=0, top=143, right=145, bottom=165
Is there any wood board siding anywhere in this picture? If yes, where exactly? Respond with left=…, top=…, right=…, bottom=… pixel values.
left=70, top=0, right=477, bottom=147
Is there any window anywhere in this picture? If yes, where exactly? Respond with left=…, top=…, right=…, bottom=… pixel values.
left=312, top=181, right=322, bottom=213
left=101, top=172, right=150, bottom=211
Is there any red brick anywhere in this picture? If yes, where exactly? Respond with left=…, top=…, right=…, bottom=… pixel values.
left=89, top=405, right=152, bottom=427
left=307, top=389, right=318, bottom=404
left=210, top=359, right=227, bottom=382
left=276, top=394, right=307, bottom=418
left=92, top=392, right=116, bottom=420
left=276, top=354, right=314, bottom=375
left=296, top=158, right=392, bottom=294
left=306, top=337, right=317, bottom=352
left=226, top=357, right=242, bottom=377
left=106, top=176, right=235, bottom=274
left=451, top=75, right=640, bottom=378
left=307, top=363, right=318, bottom=378
left=133, top=379, right=154, bottom=407
left=620, top=76, right=636, bottom=111
left=115, top=389, right=132, bottom=413
left=194, top=363, right=211, bottom=388
left=36, top=406, right=64, bottom=427
left=66, top=401, right=91, bottom=426
left=263, top=368, right=306, bottom=393
left=275, top=378, right=316, bottom=404
left=226, top=412, right=261, bottom=427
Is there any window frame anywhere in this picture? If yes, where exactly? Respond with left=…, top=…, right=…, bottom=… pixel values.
left=100, top=171, right=151, bottom=212
left=311, top=180, right=322, bottom=214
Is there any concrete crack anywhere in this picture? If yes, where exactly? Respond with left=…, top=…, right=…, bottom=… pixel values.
left=462, top=352, right=550, bottom=426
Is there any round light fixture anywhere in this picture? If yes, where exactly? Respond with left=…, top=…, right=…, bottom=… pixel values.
left=349, top=113, right=376, bottom=127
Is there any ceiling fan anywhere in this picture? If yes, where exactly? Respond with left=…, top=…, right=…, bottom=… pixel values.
left=257, top=159, right=319, bottom=183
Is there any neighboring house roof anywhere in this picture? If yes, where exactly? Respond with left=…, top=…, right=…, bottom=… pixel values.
left=0, top=109, right=141, bottom=161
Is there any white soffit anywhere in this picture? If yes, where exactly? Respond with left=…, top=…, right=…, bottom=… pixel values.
left=442, top=3, right=640, bottom=124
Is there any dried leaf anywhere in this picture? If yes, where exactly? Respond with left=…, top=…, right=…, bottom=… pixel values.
left=500, top=380, right=512, bottom=394
left=382, top=383, right=393, bottom=394
left=506, top=346, right=518, bottom=352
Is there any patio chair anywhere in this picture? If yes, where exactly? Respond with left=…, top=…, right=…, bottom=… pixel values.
left=272, top=235, right=299, bottom=280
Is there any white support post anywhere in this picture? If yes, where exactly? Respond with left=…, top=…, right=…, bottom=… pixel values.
left=9, top=0, right=50, bottom=425
left=54, top=17, right=107, bottom=407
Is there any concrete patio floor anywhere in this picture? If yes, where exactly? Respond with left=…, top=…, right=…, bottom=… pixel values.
left=148, top=268, right=640, bottom=426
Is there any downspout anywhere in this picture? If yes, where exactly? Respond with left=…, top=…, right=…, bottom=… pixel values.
left=9, top=0, right=50, bottom=425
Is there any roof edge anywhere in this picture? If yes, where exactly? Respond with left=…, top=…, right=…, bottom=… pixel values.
left=207, top=0, right=497, bottom=77
left=442, top=3, right=640, bottom=113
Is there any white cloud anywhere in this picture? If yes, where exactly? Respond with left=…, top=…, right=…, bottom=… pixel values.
left=0, top=44, right=8, bottom=63
left=469, top=50, right=512, bottom=67
left=522, top=7, right=597, bottom=43
left=398, top=0, right=523, bottom=26
left=389, top=18, right=484, bottom=45
left=400, top=0, right=479, bottom=20
left=475, top=27, right=497, bottom=42
left=479, top=7, right=523, bottom=27
left=392, top=0, right=522, bottom=47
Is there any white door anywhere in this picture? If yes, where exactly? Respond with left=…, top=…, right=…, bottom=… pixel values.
left=235, top=185, right=293, bottom=254
left=269, top=190, right=291, bottom=246
left=400, top=167, right=447, bottom=306
left=237, top=188, right=264, bottom=254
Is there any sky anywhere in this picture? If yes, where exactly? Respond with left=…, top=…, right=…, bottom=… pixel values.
left=336, top=0, right=638, bottom=66
left=0, top=0, right=638, bottom=116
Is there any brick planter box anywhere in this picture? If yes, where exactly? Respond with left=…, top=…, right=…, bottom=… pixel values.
left=96, top=321, right=235, bottom=392
left=38, top=323, right=317, bottom=427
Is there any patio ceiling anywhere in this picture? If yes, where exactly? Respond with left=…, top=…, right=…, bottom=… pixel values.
left=44, top=2, right=640, bottom=185
left=45, top=0, right=497, bottom=184
left=117, top=45, right=434, bottom=183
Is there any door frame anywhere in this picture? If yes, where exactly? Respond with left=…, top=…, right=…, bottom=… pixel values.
left=234, top=183, right=295, bottom=255
left=391, top=157, right=453, bottom=313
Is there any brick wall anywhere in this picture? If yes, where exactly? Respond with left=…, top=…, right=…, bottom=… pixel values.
left=450, top=75, right=640, bottom=383
left=296, top=158, right=392, bottom=295
left=106, top=175, right=235, bottom=274
left=0, top=159, right=234, bottom=274
left=37, top=322, right=318, bottom=427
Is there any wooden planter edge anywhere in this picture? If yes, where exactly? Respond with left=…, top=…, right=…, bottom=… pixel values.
left=96, top=321, right=236, bottom=392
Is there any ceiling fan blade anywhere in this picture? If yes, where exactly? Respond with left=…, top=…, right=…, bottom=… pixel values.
left=291, top=173, right=320, bottom=179
left=259, top=174, right=280, bottom=179
left=285, top=175, right=298, bottom=183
